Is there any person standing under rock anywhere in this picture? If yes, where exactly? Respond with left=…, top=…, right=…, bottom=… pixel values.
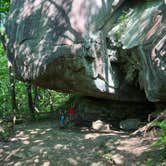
left=59, top=109, right=65, bottom=128
left=69, top=104, right=75, bottom=122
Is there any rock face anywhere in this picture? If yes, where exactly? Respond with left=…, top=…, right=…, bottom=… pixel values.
left=71, top=96, right=154, bottom=127
left=6, top=0, right=166, bottom=102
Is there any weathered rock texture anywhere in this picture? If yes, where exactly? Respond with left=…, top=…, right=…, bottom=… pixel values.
left=7, top=0, right=166, bottom=102
left=70, top=96, right=154, bottom=127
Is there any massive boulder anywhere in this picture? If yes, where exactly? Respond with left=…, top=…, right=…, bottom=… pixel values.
left=6, top=0, right=166, bottom=102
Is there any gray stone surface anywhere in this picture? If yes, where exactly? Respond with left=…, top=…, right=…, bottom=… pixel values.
left=106, top=0, right=166, bottom=102
left=73, top=96, right=154, bottom=127
left=119, top=119, right=141, bottom=131
left=92, top=120, right=110, bottom=131
left=6, top=0, right=166, bottom=101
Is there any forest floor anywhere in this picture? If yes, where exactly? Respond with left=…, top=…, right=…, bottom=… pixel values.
left=0, top=120, right=165, bottom=166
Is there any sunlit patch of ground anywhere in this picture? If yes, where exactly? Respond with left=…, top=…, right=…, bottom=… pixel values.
left=0, top=120, right=165, bottom=166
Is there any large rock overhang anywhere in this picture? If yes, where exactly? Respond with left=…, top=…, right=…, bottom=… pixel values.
left=6, top=0, right=166, bottom=102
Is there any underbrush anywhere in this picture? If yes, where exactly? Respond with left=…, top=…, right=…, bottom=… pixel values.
left=156, top=120, right=166, bottom=146
left=0, top=121, right=13, bottom=141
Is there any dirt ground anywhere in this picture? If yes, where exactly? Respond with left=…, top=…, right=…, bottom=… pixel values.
left=0, top=120, right=165, bottom=166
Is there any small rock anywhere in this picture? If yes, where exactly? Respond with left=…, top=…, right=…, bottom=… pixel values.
left=92, top=120, right=111, bottom=131
left=119, top=119, right=141, bottom=130
left=92, top=120, right=105, bottom=130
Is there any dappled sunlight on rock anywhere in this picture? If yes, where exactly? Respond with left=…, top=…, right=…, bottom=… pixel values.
left=7, top=0, right=155, bottom=102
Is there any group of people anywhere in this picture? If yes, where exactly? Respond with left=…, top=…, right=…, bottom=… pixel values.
left=59, top=104, right=75, bottom=128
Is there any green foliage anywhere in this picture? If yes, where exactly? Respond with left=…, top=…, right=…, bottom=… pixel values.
left=0, top=121, right=13, bottom=141
left=114, top=11, right=129, bottom=40
left=97, top=143, right=114, bottom=163
left=144, top=160, right=156, bottom=166
left=0, top=130, right=10, bottom=141
left=36, top=88, right=70, bottom=113
left=0, top=0, right=10, bottom=44
left=0, top=0, right=10, bottom=15
left=102, top=150, right=112, bottom=161
left=118, top=49, right=142, bottom=86
left=124, top=53, right=142, bottom=85
left=118, top=11, right=129, bottom=24
left=156, top=120, right=166, bottom=146
left=0, top=0, right=10, bottom=32
left=0, top=43, right=11, bottom=117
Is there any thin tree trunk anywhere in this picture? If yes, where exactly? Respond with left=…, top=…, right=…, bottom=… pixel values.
left=27, top=83, right=35, bottom=119
left=48, top=90, right=54, bottom=112
left=0, top=34, right=6, bottom=50
left=33, top=86, right=39, bottom=112
left=8, top=63, right=17, bottom=130
left=2, top=33, right=17, bottom=129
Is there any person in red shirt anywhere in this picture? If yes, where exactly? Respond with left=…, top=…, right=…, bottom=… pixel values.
left=69, top=104, right=75, bottom=122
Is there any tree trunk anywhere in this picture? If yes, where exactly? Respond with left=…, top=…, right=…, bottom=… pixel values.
left=27, top=83, right=35, bottom=119
left=8, top=63, right=17, bottom=129
left=48, top=90, right=54, bottom=112
left=0, top=34, right=6, bottom=50
left=33, top=86, right=39, bottom=112
left=2, top=33, right=17, bottom=129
